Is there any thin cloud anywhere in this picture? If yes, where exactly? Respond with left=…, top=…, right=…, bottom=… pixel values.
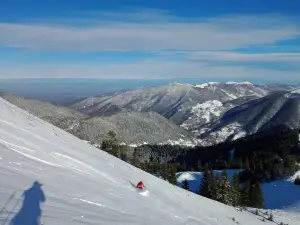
left=169, top=51, right=300, bottom=63
left=1, top=11, right=299, bottom=82
left=0, top=14, right=299, bottom=51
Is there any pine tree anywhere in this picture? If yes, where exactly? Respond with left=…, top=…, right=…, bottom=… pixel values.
left=101, top=131, right=119, bottom=157
left=183, top=179, right=190, bottom=191
left=210, top=173, right=221, bottom=202
left=244, top=158, right=250, bottom=170
left=119, top=145, right=128, bottom=162
left=130, top=149, right=141, bottom=168
left=240, top=181, right=251, bottom=206
left=222, top=170, right=228, bottom=180
left=231, top=172, right=241, bottom=206
left=183, top=161, right=187, bottom=171
left=167, top=164, right=178, bottom=185
left=159, top=164, right=168, bottom=180
left=199, top=170, right=213, bottom=198
left=213, top=170, right=237, bottom=206
left=249, top=180, right=265, bottom=208
left=197, top=160, right=202, bottom=171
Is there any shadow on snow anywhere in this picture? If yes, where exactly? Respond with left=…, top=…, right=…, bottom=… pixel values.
left=10, top=181, right=46, bottom=225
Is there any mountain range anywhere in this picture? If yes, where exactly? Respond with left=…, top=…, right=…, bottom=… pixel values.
left=70, top=82, right=300, bottom=145
left=1, top=94, right=298, bottom=224
left=0, top=93, right=196, bottom=146
left=198, top=88, right=300, bottom=145
left=70, top=82, right=295, bottom=122
left=2, top=82, right=300, bottom=147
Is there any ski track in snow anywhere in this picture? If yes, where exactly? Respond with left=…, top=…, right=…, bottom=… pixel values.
left=0, top=116, right=119, bottom=185
left=0, top=138, right=35, bottom=152
left=74, top=198, right=130, bottom=215
left=0, top=118, right=56, bottom=146
left=6, top=145, right=61, bottom=167
left=50, top=152, right=119, bottom=184
left=0, top=127, right=42, bottom=150
left=74, top=198, right=107, bottom=208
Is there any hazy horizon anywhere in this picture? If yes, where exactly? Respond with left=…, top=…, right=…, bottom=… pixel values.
left=0, top=78, right=299, bottom=105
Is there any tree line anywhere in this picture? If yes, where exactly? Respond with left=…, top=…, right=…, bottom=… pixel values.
left=188, top=170, right=264, bottom=208
left=99, top=128, right=300, bottom=208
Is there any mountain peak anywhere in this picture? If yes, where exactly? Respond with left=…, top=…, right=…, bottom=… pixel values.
left=291, top=88, right=300, bottom=94
left=194, top=81, right=254, bottom=88
left=169, top=81, right=192, bottom=87
left=194, top=82, right=220, bottom=88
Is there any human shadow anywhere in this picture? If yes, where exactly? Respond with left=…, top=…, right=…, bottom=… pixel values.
left=10, top=181, right=46, bottom=225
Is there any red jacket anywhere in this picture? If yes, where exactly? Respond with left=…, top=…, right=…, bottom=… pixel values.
left=136, top=181, right=145, bottom=189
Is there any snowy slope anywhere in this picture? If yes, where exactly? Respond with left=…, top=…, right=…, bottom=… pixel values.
left=0, top=99, right=298, bottom=224
left=262, top=171, right=300, bottom=211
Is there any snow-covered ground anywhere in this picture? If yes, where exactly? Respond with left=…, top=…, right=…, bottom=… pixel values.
left=120, top=138, right=201, bottom=148
left=0, top=97, right=299, bottom=225
left=262, top=170, right=300, bottom=211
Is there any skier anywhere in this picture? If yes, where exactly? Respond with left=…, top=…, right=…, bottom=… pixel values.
left=136, top=181, right=145, bottom=189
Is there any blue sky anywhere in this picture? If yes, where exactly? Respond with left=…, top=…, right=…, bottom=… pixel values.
left=0, top=0, right=299, bottom=84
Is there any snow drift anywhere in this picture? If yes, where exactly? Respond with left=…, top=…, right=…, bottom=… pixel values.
left=0, top=97, right=299, bottom=225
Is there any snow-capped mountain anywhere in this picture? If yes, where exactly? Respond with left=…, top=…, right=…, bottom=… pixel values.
left=1, top=97, right=299, bottom=225
left=1, top=93, right=197, bottom=147
left=199, top=88, right=300, bottom=145
left=180, top=96, right=259, bottom=135
left=70, top=82, right=297, bottom=130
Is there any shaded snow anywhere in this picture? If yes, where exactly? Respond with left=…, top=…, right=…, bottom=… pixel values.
left=262, top=170, right=300, bottom=211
